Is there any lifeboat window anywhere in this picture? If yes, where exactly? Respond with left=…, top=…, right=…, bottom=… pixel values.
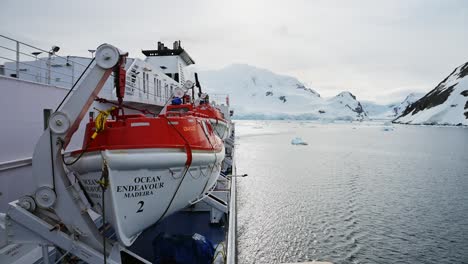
left=205, top=121, right=214, bottom=133
left=200, top=120, right=208, bottom=135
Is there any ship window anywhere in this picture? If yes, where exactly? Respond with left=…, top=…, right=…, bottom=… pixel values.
left=142, top=72, right=146, bottom=93
left=168, top=107, right=189, bottom=113
left=157, top=79, right=161, bottom=97
left=174, top=73, right=179, bottom=82
left=154, top=77, right=157, bottom=99
left=145, top=72, right=149, bottom=94
left=166, top=73, right=172, bottom=79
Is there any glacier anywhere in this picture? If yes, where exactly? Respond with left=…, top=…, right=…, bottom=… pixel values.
left=199, top=64, right=367, bottom=121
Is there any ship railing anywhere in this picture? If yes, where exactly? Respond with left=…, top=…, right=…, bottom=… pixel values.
left=0, top=34, right=177, bottom=108
left=226, top=126, right=237, bottom=264
left=208, top=93, right=230, bottom=107
left=0, top=34, right=93, bottom=88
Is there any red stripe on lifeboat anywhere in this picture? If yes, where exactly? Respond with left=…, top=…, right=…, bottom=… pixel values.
left=74, top=112, right=223, bottom=155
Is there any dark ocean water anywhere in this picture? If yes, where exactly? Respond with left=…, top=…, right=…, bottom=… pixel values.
left=235, top=121, right=468, bottom=264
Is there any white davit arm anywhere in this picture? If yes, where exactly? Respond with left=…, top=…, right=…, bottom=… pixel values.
left=27, top=44, right=126, bottom=253
left=33, top=44, right=126, bottom=190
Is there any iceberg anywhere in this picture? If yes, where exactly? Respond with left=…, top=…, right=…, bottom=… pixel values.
left=291, top=137, right=308, bottom=145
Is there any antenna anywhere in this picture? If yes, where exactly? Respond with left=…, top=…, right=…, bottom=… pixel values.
left=194, top=73, right=202, bottom=97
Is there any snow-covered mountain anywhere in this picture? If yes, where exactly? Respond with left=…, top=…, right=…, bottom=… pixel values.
left=394, top=62, right=468, bottom=126
left=363, top=93, right=424, bottom=120
left=199, top=64, right=367, bottom=120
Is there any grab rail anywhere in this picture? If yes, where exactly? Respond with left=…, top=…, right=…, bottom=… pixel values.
left=226, top=125, right=237, bottom=264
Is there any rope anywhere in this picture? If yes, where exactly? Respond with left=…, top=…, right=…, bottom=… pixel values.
left=168, top=168, right=184, bottom=180
left=92, top=107, right=115, bottom=139
left=200, top=166, right=208, bottom=177
left=62, top=106, right=114, bottom=166
left=188, top=167, right=201, bottom=180
left=150, top=113, right=195, bottom=226
left=212, top=242, right=227, bottom=264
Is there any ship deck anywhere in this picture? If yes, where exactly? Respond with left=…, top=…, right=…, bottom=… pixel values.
left=129, top=211, right=227, bottom=262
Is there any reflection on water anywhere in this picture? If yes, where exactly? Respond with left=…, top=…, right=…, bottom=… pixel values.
left=236, top=121, right=468, bottom=264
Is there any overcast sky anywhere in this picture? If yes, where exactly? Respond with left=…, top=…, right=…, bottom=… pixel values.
left=1, top=0, right=467, bottom=103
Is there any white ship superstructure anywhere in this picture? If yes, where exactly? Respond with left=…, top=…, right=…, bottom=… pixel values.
left=2, top=41, right=192, bottom=111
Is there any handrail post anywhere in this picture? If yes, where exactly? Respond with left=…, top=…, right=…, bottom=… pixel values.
left=71, top=60, right=75, bottom=86
left=15, top=41, right=20, bottom=78
left=42, top=245, right=50, bottom=264
left=47, top=51, right=51, bottom=84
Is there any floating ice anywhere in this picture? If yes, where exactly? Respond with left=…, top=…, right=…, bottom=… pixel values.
left=291, top=137, right=308, bottom=145
left=383, top=121, right=393, bottom=126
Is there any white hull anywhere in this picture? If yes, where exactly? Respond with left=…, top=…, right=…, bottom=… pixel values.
left=69, top=147, right=225, bottom=246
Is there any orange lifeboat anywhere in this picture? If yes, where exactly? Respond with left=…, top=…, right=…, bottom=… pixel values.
left=67, top=107, right=224, bottom=246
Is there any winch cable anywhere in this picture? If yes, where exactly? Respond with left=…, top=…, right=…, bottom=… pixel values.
left=152, top=114, right=193, bottom=225
left=94, top=97, right=156, bottom=116
left=55, top=58, right=95, bottom=112
left=98, top=159, right=110, bottom=264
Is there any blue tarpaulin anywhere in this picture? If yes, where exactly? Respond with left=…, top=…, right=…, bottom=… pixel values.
left=152, top=232, right=215, bottom=264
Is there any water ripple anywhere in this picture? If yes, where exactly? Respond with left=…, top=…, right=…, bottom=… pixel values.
left=236, top=121, right=468, bottom=264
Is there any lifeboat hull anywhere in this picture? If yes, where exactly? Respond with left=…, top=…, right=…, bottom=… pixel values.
left=70, top=147, right=224, bottom=246
left=67, top=114, right=225, bottom=246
